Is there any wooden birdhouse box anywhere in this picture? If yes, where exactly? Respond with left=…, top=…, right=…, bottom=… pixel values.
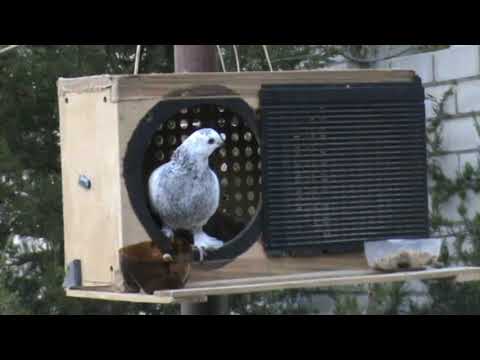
left=58, top=70, right=428, bottom=295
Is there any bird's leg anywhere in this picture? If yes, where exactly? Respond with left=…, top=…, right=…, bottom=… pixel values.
left=151, top=226, right=173, bottom=249
left=161, top=226, right=174, bottom=262
left=193, top=229, right=223, bottom=263
left=161, top=226, right=174, bottom=240
left=193, top=229, right=224, bottom=256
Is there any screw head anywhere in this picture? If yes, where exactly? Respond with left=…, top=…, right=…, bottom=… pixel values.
left=78, top=175, right=92, bottom=190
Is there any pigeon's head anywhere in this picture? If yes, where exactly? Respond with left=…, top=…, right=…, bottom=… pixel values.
left=176, top=128, right=225, bottom=161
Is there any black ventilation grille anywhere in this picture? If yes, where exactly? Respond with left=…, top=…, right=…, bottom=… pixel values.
left=260, top=80, right=429, bottom=256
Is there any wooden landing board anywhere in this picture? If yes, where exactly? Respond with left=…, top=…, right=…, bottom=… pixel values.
left=188, top=244, right=369, bottom=282
left=66, top=288, right=207, bottom=304
left=66, top=266, right=480, bottom=305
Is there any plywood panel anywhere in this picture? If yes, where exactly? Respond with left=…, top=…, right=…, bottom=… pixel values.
left=59, top=90, right=121, bottom=285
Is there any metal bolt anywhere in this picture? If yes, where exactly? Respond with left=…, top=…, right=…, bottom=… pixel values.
left=78, top=175, right=92, bottom=190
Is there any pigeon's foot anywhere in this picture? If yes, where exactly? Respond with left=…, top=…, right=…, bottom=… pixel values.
left=162, top=254, right=174, bottom=263
left=194, top=232, right=224, bottom=251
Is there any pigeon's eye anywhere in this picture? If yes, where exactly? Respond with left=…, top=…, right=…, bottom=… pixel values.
left=208, top=138, right=215, bottom=145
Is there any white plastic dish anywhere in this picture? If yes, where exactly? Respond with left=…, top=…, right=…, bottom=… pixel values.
left=364, top=238, right=443, bottom=271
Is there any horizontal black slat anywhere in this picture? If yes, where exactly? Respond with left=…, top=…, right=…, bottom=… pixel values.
left=265, top=112, right=424, bottom=122
left=266, top=176, right=425, bottom=187
left=269, top=220, right=429, bottom=236
left=266, top=126, right=425, bottom=136
left=265, top=192, right=427, bottom=205
left=267, top=211, right=428, bottom=223
left=263, top=101, right=423, bottom=110
left=267, top=228, right=428, bottom=245
left=264, top=138, right=425, bottom=148
left=266, top=200, right=427, bottom=215
left=269, top=222, right=428, bottom=236
left=266, top=232, right=425, bottom=248
left=266, top=166, right=426, bottom=178
left=265, top=136, right=426, bottom=145
left=267, top=203, right=427, bottom=220
left=265, top=156, right=426, bottom=167
left=260, top=83, right=424, bottom=105
left=264, top=148, right=425, bottom=159
left=267, top=124, right=425, bottom=132
left=267, top=201, right=427, bottom=216
left=265, top=140, right=426, bottom=148
left=266, top=185, right=427, bottom=197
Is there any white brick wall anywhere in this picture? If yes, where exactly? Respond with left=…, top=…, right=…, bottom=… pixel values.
left=329, top=46, right=480, bottom=230
left=390, top=52, right=434, bottom=83
left=457, top=79, right=480, bottom=113
left=458, top=151, right=479, bottom=171
left=440, top=191, right=480, bottom=222
left=434, top=46, right=480, bottom=82
left=425, top=84, right=457, bottom=118
left=325, top=46, right=480, bottom=224
left=378, top=46, right=480, bottom=85
left=430, top=154, right=460, bottom=179
left=444, top=235, right=457, bottom=255
left=466, top=190, right=480, bottom=219
left=440, top=195, right=463, bottom=222
left=441, top=117, right=480, bottom=152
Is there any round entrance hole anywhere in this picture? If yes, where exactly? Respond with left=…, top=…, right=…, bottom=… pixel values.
left=123, top=98, right=263, bottom=268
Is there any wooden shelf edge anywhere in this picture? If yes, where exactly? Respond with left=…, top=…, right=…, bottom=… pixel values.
left=65, top=289, right=207, bottom=305
left=157, top=266, right=480, bottom=301
left=65, top=266, right=480, bottom=305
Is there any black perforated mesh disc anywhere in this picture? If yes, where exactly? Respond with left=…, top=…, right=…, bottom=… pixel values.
left=144, top=104, right=261, bottom=231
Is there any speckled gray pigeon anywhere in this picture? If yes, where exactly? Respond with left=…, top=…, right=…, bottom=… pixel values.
left=148, top=128, right=225, bottom=256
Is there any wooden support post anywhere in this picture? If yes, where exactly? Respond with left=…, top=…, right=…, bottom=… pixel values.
left=180, top=295, right=229, bottom=315
left=174, top=44, right=229, bottom=315
left=174, top=45, right=219, bottom=73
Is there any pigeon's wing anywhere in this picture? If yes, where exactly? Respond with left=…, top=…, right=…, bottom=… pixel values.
left=148, top=164, right=171, bottom=218
left=208, top=169, right=221, bottom=211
